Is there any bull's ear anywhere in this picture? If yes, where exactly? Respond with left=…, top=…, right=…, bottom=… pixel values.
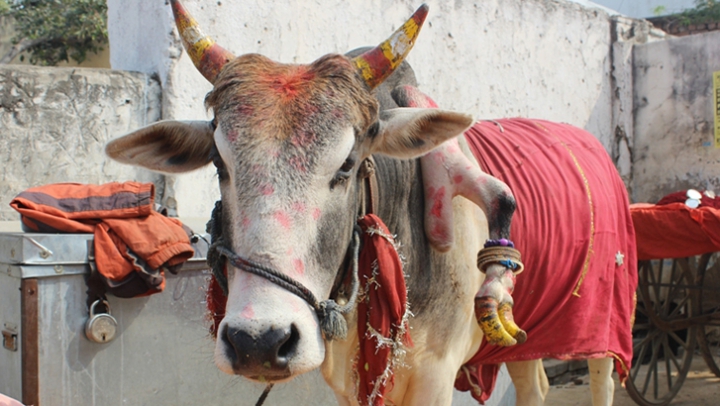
left=368, top=108, right=473, bottom=159
left=106, top=120, right=215, bottom=173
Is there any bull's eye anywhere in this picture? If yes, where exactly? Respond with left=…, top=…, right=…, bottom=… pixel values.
left=330, top=156, right=356, bottom=190
left=209, top=147, right=228, bottom=181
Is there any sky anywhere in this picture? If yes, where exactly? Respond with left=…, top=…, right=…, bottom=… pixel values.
left=569, top=0, right=698, bottom=18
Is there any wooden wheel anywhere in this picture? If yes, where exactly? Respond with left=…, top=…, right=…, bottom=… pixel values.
left=625, top=259, right=697, bottom=406
left=694, top=253, right=720, bottom=377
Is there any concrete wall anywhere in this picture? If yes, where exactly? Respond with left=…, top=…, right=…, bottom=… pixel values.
left=0, top=66, right=162, bottom=220
left=631, top=31, right=720, bottom=203
left=107, top=0, right=616, bottom=219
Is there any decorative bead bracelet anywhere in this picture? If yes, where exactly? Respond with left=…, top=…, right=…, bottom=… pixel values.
left=476, top=240, right=524, bottom=275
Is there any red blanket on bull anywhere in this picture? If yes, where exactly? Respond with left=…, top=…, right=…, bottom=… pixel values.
left=454, top=119, right=637, bottom=403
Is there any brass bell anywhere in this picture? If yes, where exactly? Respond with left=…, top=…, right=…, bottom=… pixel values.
left=85, top=300, right=118, bottom=344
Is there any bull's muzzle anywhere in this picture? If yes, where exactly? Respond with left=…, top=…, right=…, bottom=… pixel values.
left=220, top=322, right=300, bottom=380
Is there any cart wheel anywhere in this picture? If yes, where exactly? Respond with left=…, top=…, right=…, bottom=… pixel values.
left=625, top=259, right=697, bottom=406
left=694, top=253, right=720, bottom=377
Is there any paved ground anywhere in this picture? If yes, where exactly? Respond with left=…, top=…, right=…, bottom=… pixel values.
left=546, top=357, right=720, bottom=405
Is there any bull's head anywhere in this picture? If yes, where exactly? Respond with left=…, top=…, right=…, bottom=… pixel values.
left=106, top=0, right=472, bottom=382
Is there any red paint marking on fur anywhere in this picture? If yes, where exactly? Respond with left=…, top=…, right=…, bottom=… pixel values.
left=240, top=303, right=255, bottom=319
left=431, top=221, right=450, bottom=241
left=289, top=156, right=308, bottom=172
left=453, top=175, right=464, bottom=184
left=429, top=186, right=446, bottom=218
left=260, top=184, right=274, bottom=196
left=241, top=215, right=251, bottom=230
left=267, top=66, right=316, bottom=98
left=293, top=258, right=305, bottom=276
left=274, top=210, right=292, bottom=230
left=312, top=208, right=321, bottom=221
left=226, top=129, right=238, bottom=142
left=475, top=176, right=489, bottom=186
left=292, top=202, right=306, bottom=214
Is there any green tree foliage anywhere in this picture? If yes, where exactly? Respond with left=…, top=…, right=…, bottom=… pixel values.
left=679, top=0, right=720, bottom=26
left=0, top=0, right=108, bottom=65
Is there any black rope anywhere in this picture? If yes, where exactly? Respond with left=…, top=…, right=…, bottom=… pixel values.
left=255, top=383, right=274, bottom=406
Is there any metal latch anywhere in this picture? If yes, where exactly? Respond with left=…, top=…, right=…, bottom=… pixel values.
left=2, top=324, right=18, bottom=352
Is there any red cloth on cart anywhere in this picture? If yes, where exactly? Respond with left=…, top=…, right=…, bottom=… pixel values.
left=631, top=203, right=720, bottom=260
left=454, top=119, right=637, bottom=403
left=10, top=182, right=194, bottom=297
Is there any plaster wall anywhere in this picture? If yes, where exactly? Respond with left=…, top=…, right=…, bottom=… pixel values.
left=107, top=0, right=614, bottom=219
left=0, top=66, right=162, bottom=220
left=631, top=31, right=720, bottom=203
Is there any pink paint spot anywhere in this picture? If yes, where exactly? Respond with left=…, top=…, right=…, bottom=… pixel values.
left=291, top=202, right=306, bottom=214
left=312, top=208, right=322, bottom=221
left=226, top=129, right=238, bottom=142
left=268, top=67, right=315, bottom=98
left=293, top=258, right=305, bottom=276
left=286, top=247, right=294, bottom=256
left=288, top=156, right=308, bottom=172
left=429, top=186, right=446, bottom=218
left=445, top=142, right=460, bottom=154
left=453, top=174, right=464, bottom=184
left=236, top=104, right=254, bottom=117
left=291, top=129, right=317, bottom=147
left=241, top=215, right=251, bottom=230
left=274, top=210, right=292, bottom=230
left=240, top=303, right=255, bottom=319
left=260, top=184, right=274, bottom=196
left=475, top=176, right=489, bottom=186
left=430, top=221, right=450, bottom=241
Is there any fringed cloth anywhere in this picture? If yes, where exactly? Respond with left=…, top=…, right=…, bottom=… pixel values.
left=205, top=214, right=412, bottom=406
left=455, top=119, right=637, bottom=403
left=356, top=214, right=412, bottom=406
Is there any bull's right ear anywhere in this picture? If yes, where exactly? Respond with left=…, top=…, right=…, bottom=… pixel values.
left=106, top=120, right=215, bottom=173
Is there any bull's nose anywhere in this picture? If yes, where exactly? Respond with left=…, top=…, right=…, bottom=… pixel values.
left=222, top=323, right=300, bottom=374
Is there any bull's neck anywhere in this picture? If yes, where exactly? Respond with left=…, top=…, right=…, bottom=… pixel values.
left=369, top=155, right=434, bottom=316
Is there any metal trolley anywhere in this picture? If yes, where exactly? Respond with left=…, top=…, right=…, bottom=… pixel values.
left=624, top=203, right=720, bottom=406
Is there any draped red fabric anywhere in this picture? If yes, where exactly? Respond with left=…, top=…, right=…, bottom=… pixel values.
left=455, top=119, right=637, bottom=403
left=356, top=214, right=412, bottom=406
left=631, top=203, right=720, bottom=260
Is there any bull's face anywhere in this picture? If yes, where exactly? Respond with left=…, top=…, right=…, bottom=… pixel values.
left=106, top=0, right=472, bottom=382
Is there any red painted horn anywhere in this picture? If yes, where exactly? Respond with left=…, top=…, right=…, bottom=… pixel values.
left=170, top=0, right=235, bottom=84
left=352, top=4, right=429, bottom=89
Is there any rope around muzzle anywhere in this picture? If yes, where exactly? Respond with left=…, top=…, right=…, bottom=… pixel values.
left=206, top=200, right=362, bottom=342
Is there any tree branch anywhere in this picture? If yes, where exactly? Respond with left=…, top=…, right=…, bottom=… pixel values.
left=0, top=37, right=48, bottom=64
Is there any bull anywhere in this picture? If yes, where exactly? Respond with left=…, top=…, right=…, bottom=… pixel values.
left=106, top=1, right=636, bottom=405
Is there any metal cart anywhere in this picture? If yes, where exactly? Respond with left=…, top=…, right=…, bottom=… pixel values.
left=624, top=204, right=720, bottom=406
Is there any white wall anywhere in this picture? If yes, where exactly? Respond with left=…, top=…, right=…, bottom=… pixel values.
left=107, top=0, right=615, bottom=218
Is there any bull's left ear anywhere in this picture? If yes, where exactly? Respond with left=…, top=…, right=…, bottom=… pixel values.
left=368, top=108, right=474, bottom=159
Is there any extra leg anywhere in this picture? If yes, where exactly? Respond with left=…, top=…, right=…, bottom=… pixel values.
left=506, top=359, right=549, bottom=406
left=588, top=357, right=614, bottom=406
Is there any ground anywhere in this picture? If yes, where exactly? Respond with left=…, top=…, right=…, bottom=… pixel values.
left=546, top=357, right=720, bottom=405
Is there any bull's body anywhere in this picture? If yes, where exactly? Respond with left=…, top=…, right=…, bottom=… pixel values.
left=106, top=2, right=635, bottom=405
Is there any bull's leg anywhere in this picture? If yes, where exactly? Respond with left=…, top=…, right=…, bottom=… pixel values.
left=506, top=359, right=549, bottom=406
left=587, top=357, right=614, bottom=406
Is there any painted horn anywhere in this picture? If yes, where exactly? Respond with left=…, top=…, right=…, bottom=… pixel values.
left=170, top=0, right=235, bottom=84
left=352, top=4, right=429, bottom=89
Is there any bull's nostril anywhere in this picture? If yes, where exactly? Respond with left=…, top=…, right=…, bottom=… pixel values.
left=222, top=323, right=298, bottom=375
left=277, top=324, right=300, bottom=361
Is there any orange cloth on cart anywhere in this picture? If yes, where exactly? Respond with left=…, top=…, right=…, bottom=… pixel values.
left=455, top=119, right=638, bottom=404
left=10, top=182, right=194, bottom=296
left=631, top=203, right=720, bottom=260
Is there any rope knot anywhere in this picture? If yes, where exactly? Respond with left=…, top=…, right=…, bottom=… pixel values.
left=318, top=299, right=348, bottom=341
